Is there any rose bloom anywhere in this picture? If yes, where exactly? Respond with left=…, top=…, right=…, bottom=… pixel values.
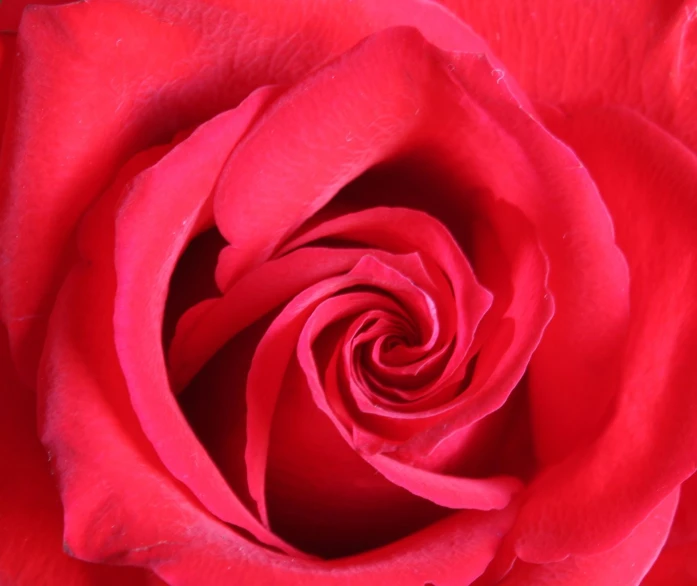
left=1, top=0, right=697, bottom=584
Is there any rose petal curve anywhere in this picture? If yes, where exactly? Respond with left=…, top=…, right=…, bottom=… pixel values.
left=0, top=327, right=155, bottom=586
left=505, top=106, right=697, bottom=564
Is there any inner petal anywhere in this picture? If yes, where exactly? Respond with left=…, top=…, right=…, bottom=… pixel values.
left=245, top=252, right=454, bottom=526
left=264, top=357, right=448, bottom=559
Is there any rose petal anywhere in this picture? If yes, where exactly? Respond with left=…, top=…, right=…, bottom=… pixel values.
left=245, top=253, right=450, bottom=521
left=305, top=207, right=550, bottom=466
left=264, top=357, right=447, bottom=558
left=213, top=26, right=512, bottom=289
left=176, top=320, right=271, bottom=518
left=0, top=327, right=154, bottom=586
left=642, top=473, right=697, bottom=585
left=505, top=106, right=697, bottom=563
left=282, top=205, right=550, bottom=470
left=641, top=544, right=697, bottom=586
left=439, top=0, right=697, bottom=150
left=179, top=205, right=493, bottom=403
left=168, top=247, right=369, bottom=390
left=482, top=490, right=679, bottom=586
left=0, top=0, right=66, bottom=31
left=0, top=33, right=16, bottom=138
left=364, top=453, right=522, bottom=510
left=40, top=242, right=518, bottom=585
left=40, top=147, right=298, bottom=568
left=111, top=87, right=305, bottom=551
left=3, top=0, right=240, bottom=382
left=282, top=206, right=492, bottom=404
left=162, top=228, right=228, bottom=351
left=298, top=292, right=524, bottom=510
left=443, top=66, right=629, bottom=467
left=152, top=505, right=518, bottom=586
left=667, top=473, right=697, bottom=547
left=303, top=291, right=442, bottom=437
left=235, top=247, right=522, bottom=512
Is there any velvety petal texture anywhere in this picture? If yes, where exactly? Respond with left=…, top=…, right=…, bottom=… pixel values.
left=118, top=26, right=555, bottom=561
left=28, top=23, right=536, bottom=582
left=642, top=474, right=697, bottom=585
left=210, top=14, right=629, bottom=478
left=496, top=105, right=697, bottom=567
left=482, top=491, right=679, bottom=586
left=439, top=0, right=697, bottom=150
left=0, top=328, right=156, bottom=586
left=2, top=0, right=697, bottom=584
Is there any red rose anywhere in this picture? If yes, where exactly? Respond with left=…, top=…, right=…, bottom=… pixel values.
left=1, top=0, right=696, bottom=584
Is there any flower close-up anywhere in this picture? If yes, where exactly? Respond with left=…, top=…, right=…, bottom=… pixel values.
left=1, top=0, right=697, bottom=584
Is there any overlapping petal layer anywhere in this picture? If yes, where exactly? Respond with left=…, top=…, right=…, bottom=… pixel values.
left=4, top=1, right=679, bottom=583
left=492, top=106, right=697, bottom=566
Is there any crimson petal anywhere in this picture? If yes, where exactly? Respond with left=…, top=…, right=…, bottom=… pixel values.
left=505, top=106, right=697, bottom=563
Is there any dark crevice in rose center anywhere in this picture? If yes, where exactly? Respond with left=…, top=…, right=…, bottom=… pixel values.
left=162, top=227, right=227, bottom=352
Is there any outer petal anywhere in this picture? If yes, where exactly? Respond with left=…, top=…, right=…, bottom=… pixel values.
left=641, top=544, right=697, bottom=585
left=0, top=328, right=154, bottom=585
left=666, top=473, right=697, bottom=548
left=483, top=490, right=679, bottom=586
left=152, top=505, right=519, bottom=586
left=37, top=129, right=298, bottom=576
left=439, top=0, right=697, bottom=151
left=502, top=106, right=697, bottom=564
left=641, top=474, right=697, bottom=584
left=111, top=87, right=301, bottom=552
